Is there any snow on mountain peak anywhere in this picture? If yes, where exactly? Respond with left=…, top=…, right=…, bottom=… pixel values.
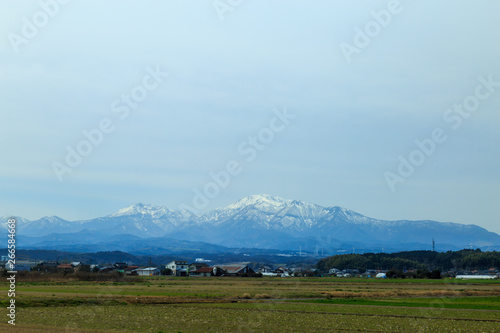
left=225, top=194, right=292, bottom=210
left=110, top=203, right=173, bottom=217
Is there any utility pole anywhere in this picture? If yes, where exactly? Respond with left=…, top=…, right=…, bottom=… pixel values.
left=432, top=238, right=435, bottom=252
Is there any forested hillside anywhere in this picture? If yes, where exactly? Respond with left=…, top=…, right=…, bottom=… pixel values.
left=317, top=249, right=500, bottom=271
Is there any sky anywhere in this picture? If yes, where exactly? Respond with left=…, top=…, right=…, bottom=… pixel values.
left=1, top=1, right=499, bottom=234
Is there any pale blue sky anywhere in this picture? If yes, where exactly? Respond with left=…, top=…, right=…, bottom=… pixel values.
left=1, top=1, right=499, bottom=234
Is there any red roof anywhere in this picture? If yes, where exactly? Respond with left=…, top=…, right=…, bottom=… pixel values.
left=216, top=264, right=252, bottom=274
left=125, top=266, right=139, bottom=271
left=193, top=267, right=213, bottom=273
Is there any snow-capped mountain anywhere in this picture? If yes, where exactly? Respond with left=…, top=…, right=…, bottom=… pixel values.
left=202, top=194, right=329, bottom=229
left=110, top=202, right=195, bottom=220
left=3, top=194, right=500, bottom=252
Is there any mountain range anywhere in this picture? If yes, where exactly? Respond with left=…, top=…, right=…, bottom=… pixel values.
left=2, top=194, right=500, bottom=255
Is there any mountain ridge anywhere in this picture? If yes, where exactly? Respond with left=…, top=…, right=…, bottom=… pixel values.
left=3, top=194, right=500, bottom=252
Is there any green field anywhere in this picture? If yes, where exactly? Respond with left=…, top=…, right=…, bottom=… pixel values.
left=1, top=276, right=499, bottom=332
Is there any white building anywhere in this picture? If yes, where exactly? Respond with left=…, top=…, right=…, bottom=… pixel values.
left=455, top=275, right=497, bottom=280
left=166, top=260, right=188, bottom=276
left=9, top=260, right=42, bottom=272
left=134, top=267, right=160, bottom=276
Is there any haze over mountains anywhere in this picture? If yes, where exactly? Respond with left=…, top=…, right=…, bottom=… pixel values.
left=3, top=194, right=500, bottom=255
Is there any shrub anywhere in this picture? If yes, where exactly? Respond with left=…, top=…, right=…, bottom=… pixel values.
left=428, top=270, right=442, bottom=279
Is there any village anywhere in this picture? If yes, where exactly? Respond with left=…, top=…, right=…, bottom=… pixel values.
left=2, top=257, right=499, bottom=279
left=1, top=257, right=304, bottom=277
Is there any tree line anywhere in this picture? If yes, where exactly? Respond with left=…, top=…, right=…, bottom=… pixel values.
left=317, top=249, right=500, bottom=272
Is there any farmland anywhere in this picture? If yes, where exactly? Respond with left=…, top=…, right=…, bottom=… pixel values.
left=1, top=276, right=500, bottom=332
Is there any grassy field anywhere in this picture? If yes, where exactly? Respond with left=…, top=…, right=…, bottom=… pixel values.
left=1, top=276, right=499, bottom=332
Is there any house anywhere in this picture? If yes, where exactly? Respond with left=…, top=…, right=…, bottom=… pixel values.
left=362, top=270, right=378, bottom=278
left=99, top=264, right=116, bottom=274
left=344, top=269, right=360, bottom=275
left=34, top=261, right=60, bottom=272
left=214, top=264, right=255, bottom=276
left=58, top=264, right=74, bottom=274
left=69, top=262, right=89, bottom=272
left=114, top=263, right=128, bottom=270
left=189, top=263, right=208, bottom=272
left=134, top=267, right=160, bottom=276
left=275, top=266, right=290, bottom=277
left=90, top=264, right=101, bottom=272
left=124, top=266, right=139, bottom=275
left=257, top=265, right=273, bottom=274
left=166, top=261, right=189, bottom=276
left=10, top=260, right=41, bottom=272
left=275, top=266, right=286, bottom=273
left=75, top=264, right=91, bottom=272
left=257, top=265, right=289, bottom=277
left=190, top=267, right=214, bottom=277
